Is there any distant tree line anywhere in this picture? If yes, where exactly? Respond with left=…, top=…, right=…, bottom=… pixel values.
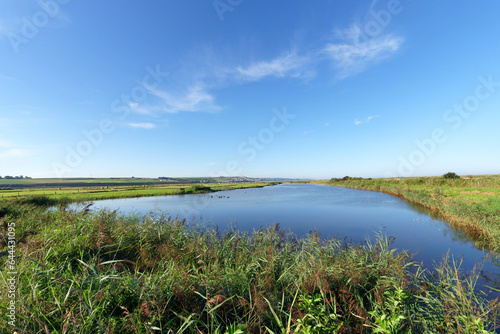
left=0, top=175, right=32, bottom=179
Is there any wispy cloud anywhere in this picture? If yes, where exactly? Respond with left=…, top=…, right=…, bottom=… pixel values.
left=147, top=85, right=222, bottom=114
left=212, top=25, right=402, bottom=89
left=236, top=50, right=312, bottom=82
left=128, top=102, right=153, bottom=115
left=206, top=162, right=217, bottom=166
left=139, top=21, right=403, bottom=117
left=128, top=122, right=155, bottom=129
left=354, top=115, right=379, bottom=126
left=134, top=50, right=309, bottom=116
left=324, top=25, right=403, bottom=79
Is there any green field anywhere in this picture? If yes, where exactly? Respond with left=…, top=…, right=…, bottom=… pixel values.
left=311, top=174, right=500, bottom=251
left=0, top=178, right=277, bottom=202
left=0, top=176, right=248, bottom=186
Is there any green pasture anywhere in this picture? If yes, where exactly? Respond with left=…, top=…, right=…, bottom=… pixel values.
left=0, top=182, right=276, bottom=202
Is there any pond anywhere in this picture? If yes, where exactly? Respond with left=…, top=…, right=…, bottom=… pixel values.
left=79, top=183, right=499, bottom=283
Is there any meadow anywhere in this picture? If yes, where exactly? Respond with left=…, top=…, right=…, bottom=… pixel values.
left=0, top=177, right=277, bottom=202
left=1, top=176, right=500, bottom=333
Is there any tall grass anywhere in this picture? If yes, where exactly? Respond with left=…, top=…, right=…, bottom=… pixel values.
left=0, top=198, right=499, bottom=333
left=327, top=175, right=500, bottom=188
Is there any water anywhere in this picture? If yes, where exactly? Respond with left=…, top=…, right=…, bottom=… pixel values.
left=77, top=183, right=500, bottom=282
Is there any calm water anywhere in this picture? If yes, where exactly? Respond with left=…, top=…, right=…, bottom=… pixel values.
left=81, top=183, right=499, bottom=281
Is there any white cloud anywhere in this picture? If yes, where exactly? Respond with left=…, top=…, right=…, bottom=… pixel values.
left=236, top=50, right=311, bottom=82
left=226, top=25, right=402, bottom=86
left=128, top=122, right=155, bottom=129
left=148, top=85, right=221, bottom=114
left=128, top=102, right=152, bottom=115
left=324, top=25, right=404, bottom=79
left=137, top=22, right=403, bottom=117
left=354, top=115, right=379, bottom=126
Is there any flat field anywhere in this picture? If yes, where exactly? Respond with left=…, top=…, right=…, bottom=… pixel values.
left=0, top=177, right=277, bottom=202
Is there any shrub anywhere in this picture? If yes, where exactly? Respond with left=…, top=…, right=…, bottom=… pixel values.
left=185, top=185, right=212, bottom=193
left=443, top=172, right=460, bottom=179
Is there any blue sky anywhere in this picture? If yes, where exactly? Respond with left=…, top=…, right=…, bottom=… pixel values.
left=0, top=0, right=499, bottom=179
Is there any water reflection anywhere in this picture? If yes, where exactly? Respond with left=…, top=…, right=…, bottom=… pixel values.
left=74, top=183, right=500, bottom=286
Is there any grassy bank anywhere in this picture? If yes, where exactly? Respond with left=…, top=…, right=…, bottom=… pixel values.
left=0, top=182, right=278, bottom=202
left=1, top=198, right=499, bottom=333
left=311, top=175, right=500, bottom=252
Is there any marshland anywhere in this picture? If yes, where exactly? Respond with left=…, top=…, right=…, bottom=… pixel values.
left=1, top=175, right=500, bottom=333
left=4, top=1, right=500, bottom=332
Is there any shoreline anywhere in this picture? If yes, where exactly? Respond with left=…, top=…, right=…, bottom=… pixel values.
left=311, top=176, right=500, bottom=252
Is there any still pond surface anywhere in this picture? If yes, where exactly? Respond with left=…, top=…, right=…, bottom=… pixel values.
left=85, top=183, right=499, bottom=282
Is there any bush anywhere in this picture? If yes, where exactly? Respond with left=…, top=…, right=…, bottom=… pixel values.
left=185, top=185, right=212, bottom=193
left=443, top=172, right=460, bottom=179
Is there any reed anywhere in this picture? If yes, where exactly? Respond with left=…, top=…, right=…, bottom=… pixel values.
left=0, top=198, right=498, bottom=333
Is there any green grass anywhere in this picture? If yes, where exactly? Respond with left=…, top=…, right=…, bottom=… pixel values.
left=1, top=198, right=499, bottom=333
left=311, top=174, right=500, bottom=251
left=0, top=176, right=261, bottom=186
left=0, top=177, right=158, bottom=186
left=0, top=182, right=278, bottom=202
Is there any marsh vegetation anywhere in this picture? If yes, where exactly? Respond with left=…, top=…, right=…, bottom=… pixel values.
left=316, top=174, right=500, bottom=252
left=1, top=196, right=499, bottom=333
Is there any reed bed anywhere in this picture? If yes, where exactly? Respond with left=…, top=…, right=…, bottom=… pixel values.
left=0, top=197, right=499, bottom=333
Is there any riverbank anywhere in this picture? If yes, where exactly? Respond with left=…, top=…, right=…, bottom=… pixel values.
left=312, top=175, right=500, bottom=252
left=1, top=198, right=498, bottom=333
